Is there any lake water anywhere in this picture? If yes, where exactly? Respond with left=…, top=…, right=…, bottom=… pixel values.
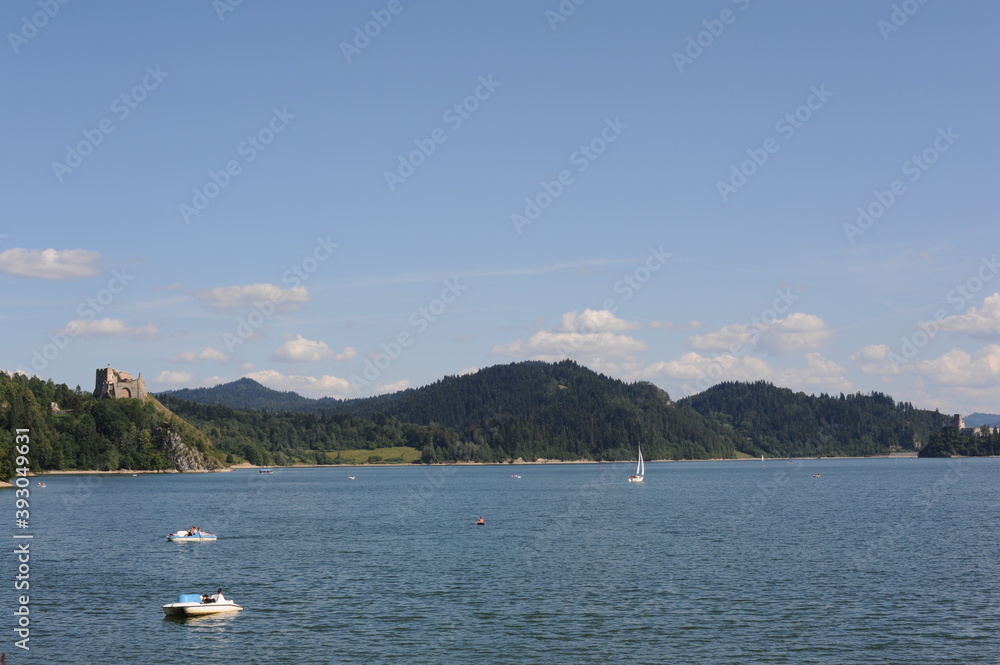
left=13, top=458, right=1000, bottom=664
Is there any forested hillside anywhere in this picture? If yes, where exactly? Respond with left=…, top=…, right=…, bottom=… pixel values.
left=920, top=427, right=1000, bottom=457
left=0, top=372, right=222, bottom=477
left=7, top=361, right=983, bottom=477
left=679, top=380, right=953, bottom=457
left=154, top=396, right=466, bottom=466
left=326, top=360, right=742, bottom=461
left=161, top=361, right=743, bottom=463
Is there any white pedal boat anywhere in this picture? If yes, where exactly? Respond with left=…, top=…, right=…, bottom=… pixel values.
left=167, top=529, right=217, bottom=542
left=163, top=591, right=243, bottom=617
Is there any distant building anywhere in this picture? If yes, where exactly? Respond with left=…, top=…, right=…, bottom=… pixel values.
left=94, top=367, right=147, bottom=400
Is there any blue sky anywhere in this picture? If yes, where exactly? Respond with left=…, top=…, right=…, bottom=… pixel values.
left=3, top=1, right=999, bottom=415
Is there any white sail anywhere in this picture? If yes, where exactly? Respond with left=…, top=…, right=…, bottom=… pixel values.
left=629, top=445, right=645, bottom=482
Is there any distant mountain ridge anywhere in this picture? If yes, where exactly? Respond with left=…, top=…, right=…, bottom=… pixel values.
left=962, top=412, right=1000, bottom=428
left=160, top=377, right=335, bottom=411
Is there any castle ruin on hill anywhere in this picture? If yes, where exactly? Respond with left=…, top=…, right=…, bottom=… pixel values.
left=94, top=367, right=147, bottom=400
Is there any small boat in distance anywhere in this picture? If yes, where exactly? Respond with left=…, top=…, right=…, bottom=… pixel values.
left=162, top=589, right=243, bottom=617
left=476, top=517, right=486, bottom=525
left=510, top=474, right=521, bottom=479
left=36, top=482, right=46, bottom=487
left=167, top=527, right=217, bottom=542
left=628, top=445, right=645, bottom=483
left=347, top=475, right=355, bottom=480
left=259, top=468, right=274, bottom=474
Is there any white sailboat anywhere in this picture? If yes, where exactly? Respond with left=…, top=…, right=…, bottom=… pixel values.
left=628, top=445, right=645, bottom=483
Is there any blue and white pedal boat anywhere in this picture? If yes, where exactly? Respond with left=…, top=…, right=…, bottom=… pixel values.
left=162, top=592, right=243, bottom=617
left=167, top=529, right=217, bottom=542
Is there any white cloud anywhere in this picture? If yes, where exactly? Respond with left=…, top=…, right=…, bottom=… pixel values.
left=243, top=369, right=353, bottom=398
left=686, top=324, right=755, bottom=352
left=758, top=313, right=835, bottom=355
left=852, top=344, right=897, bottom=375
left=0, top=248, right=102, bottom=280
left=155, top=370, right=193, bottom=385
left=271, top=335, right=356, bottom=362
left=643, top=352, right=772, bottom=384
left=492, top=330, right=647, bottom=360
left=937, top=293, right=1000, bottom=337
left=886, top=344, right=1000, bottom=413
left=172, top=347, right=231, bottom=363
left=648, top=320, right=705, bottom=331
left=61, top=318, right=159, bottom=340
left=687, top=313, right=833, bottom=356
left=643, top=351, right=850, bottom=397
left=376, top=379, right=410, bottom=394
left=193, top=283, right=310, bottom=310
left=559, top=309, right=641, bottom=333
left=903, top=345, right=1000, bottom=387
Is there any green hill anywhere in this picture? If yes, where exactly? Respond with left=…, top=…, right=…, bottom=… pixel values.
left=325, top=360, right=741, bottom=461
left=678, top=380, right=952, bottom=457
left=163, top=360, right=743, bottom=462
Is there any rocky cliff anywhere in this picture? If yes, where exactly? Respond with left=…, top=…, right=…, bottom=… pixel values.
left=157, top=427, right=223, bottom=472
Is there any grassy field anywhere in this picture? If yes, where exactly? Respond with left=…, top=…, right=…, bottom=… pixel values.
left=321, top=447, right=422, bottom=464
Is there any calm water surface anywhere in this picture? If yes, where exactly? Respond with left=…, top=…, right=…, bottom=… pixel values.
left=16, top=458, right=1000, bottom=663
